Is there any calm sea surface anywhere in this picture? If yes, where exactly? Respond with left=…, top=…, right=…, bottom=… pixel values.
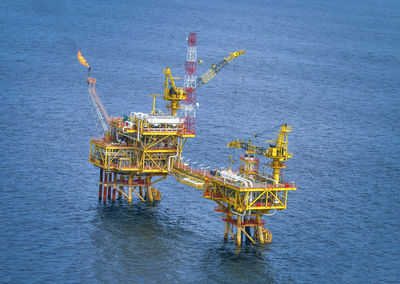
left=1, top=0, right=399, bottom=283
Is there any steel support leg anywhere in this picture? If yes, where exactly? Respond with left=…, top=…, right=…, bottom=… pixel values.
left=128, top=174, right=133, bottom=204
left=99, top=169, right=103, bottom=201
left=257, top=215, right=264, bottom=244
left=236, top=216, right=242, bottom=246
left=146, top=176, right=153, bottom=202
left=119, top=175, right=124, bottom=199
left=224, top=215, right=230, bottom=239
left=103, top=172, right=108, bottom=203
left=112, top=172, right=117, bottom=201
left=107, top=172, right=112, bottom=200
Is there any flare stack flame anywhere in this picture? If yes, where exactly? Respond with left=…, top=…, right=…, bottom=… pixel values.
left=77, top=51, right=90, bottom=68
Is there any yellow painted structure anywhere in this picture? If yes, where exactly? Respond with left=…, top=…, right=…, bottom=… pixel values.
left=228, top=124, right=293, bottom=182
left=87, top=48, right=245, bottom=205
left=172, top=125, right=296, bottom=245
left=197, top=49, right=246, bottom=87
left=89, top=113, right=188, bottom=203
left=163, top=67, right=186, bottom=116
left=81, top=38, right=296, bottom=246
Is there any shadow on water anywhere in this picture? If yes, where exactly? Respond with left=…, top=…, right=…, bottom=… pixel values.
left=87, top=200, right=204, bottom=282
left=92, top=199, right=198, bottom=240
left=86, top=199, right=277, bottom=282
left=198, top=240, right=276, bottom=283
left=94, top=199, right=160, bottom=221
left=91, top=200, right=165, bottom=244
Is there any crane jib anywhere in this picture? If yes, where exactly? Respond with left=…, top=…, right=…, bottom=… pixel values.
left=196, top=50, right=245, bottom=88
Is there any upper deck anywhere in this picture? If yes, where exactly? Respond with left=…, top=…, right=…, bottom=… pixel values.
left=110, top=112, right=194, bottom=137
left=172, top=161, right=297, bottom=213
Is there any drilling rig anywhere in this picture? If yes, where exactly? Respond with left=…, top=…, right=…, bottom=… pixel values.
left=78, top=33, right=296, bottom=246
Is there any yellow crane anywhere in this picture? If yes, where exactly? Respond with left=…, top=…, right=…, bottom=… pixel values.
left=197, top=49, right=246, bottom=87
left=163, top=49, right=246, bottom=116
left=227, top=124, right=293, bottom=182
left=163, top=67, right=186, bottom=116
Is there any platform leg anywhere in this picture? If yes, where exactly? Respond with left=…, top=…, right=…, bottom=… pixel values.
left=236, top=216, right=242, bottom=246
left=107, top=172, right=112, bottom=200
left=257, top=215, right=264, bottom=244
left=128, top=174, right=133, bottom=204
left=245, top=225, right=252, bottom=243
left=112, top=172, right=116, bottom=201
left=224, top=215, right=230, bottom=239
left=103, top=172, right=108, bottom=203
left=99, top=169, right=103, bottom=201
left=119, top=175, right=124, bottom=199
left=146, top=176, right=153, bottom=202
left=147, top=186, right=153, bottom=202
left=265, top=229, right=272, bottom=243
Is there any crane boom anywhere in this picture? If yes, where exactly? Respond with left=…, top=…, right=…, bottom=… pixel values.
left=87, top=77, right=110, bottom=135
left=163, top=49, right=246, bottom=116
left=196, top=49, right=246, bottom=88
left=227, top=139, right=267, bottom=155
left=228, top=124, right=293, bottom=182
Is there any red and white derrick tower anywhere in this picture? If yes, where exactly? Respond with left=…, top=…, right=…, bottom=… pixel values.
left=183, top=32, right=197, bottom=136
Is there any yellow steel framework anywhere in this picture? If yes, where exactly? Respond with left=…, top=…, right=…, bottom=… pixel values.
left=79, top=38, right=296, bottom=246
left=197, top=49, right=246, bottom=87
left=89, top=115, right=189, bottom=203
left=86, top=47, right=244, bottom=205
left=228, top=124, right=293, bottom=182
left=172, top=124, right=297, bottom=245
left=163, top=67, right=186, bottom=116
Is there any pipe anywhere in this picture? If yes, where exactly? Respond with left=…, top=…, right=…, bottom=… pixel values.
left=115, top=131, right=126, bottom=144
left=119, top=132, right=136, bottom=141
left=237, top=173, right=253, bottom=187
left=191, top=162, right=198, bottom=172
left=263, top=209, right=277, bottom=216
left=265, top=176, right=277, bottom=185
left=252, top=209, right=277, bottom=216
left=137, top=120, right=141, bottom=141
left=168, top=146, right=180, bottom=172
left=231, top=209, right=247, bottom=218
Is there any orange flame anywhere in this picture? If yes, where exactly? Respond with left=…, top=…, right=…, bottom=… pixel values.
left=77, top=50, right=90, bottom=68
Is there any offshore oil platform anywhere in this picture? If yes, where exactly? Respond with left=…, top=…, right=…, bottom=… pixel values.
left=78, top=33, right=297, bottom=246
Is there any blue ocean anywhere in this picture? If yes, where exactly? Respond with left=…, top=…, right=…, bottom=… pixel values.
left=1, top=0, right=399, bottom=282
